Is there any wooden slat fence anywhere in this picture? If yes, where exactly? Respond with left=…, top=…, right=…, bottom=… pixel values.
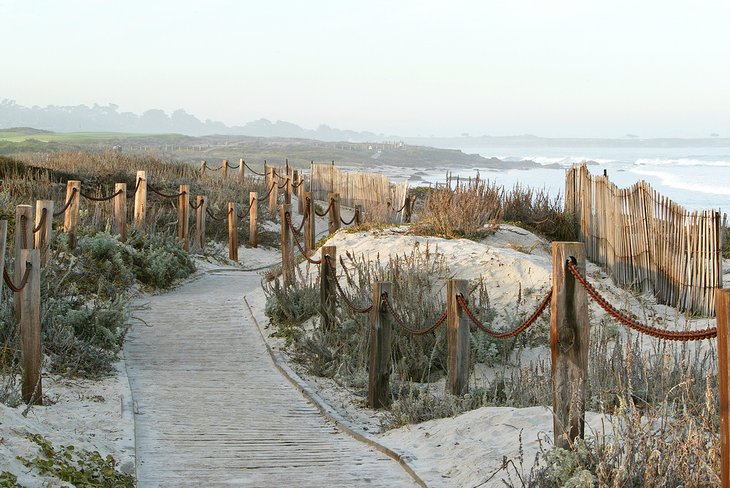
left=310, top=163, right=408, bottom=223
left=565, top=163, right=724, bottom=315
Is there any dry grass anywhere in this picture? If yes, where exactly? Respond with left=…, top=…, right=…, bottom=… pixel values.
left=411, top=176, right=578, bottom=242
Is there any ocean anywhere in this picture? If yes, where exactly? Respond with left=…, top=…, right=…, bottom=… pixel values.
left=389, top=145, right=730, bottom=214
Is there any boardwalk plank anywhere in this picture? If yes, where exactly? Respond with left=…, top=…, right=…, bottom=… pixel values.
left=125, top=270, right=418, bottom=487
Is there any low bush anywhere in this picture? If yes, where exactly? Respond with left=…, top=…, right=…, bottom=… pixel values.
left=412, top=177, right=578, bottom=242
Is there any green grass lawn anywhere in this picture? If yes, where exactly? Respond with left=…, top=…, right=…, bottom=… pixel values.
left=0, top=129, right=178, bottom=143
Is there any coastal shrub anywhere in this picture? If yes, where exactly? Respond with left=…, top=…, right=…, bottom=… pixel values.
left=16, top=434, right=134, bottom=488
left=412, top=177, right=578, bottom=242
left=126, top=231, right=196, bottom=289
left=501, top=184, right=578, bottom=242
left=412, top=177, right=502, bottom=239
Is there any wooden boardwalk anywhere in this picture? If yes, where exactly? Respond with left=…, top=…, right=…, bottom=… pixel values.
left=124, top=269, right=418, bottom=487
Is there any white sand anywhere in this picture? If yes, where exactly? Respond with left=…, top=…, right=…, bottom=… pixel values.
left=255, top=220, right=725, bottom=487
left=0, top=362, right=135, bottom=486
left=2, top=201, right=723, bottom=487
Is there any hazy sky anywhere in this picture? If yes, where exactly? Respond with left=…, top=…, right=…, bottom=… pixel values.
left=2, top=0, right=729, bottom=137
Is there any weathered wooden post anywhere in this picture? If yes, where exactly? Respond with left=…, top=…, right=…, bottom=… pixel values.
left=14, top=205, right=32, bottom=324
left=19, top=249, right=42, bottom=405
left=296, top=172, right=305, bottom=215
left=355, top=205, right=364, bottom=226
left=178, top=184, right=189, bottom=251
left=228, top=202, right=238, bottom=261
left=0, top=220, right=6, bottom=305
left=265, top=163, right=272, bottom=194
left=113, top=183, right=127, bottom=242
left=200, top=160, right=206, bottom=177
left=63, top=180, right=81, bottom=248
left=403, top=195, right=413, bottom=223
left=221, top=159, right=228, bottom=179
left=551, top=242, right=589, bottom=450
left=282, top=176, right=290, bottom=205
left=281, top=204, right=293, bottom=285
left=195, top=195, right=207, bottom=251
left=447, top=279, right=470, bottom=396
left=268, top=167, right=278, bottom=217
left=320, top=246, right=337, bottom=330
left=304, top=192, right=315, bottom=255
left=368, top=281, right=392, bottom=409
left=238, top=158, right=245, bottom=183
left=34, top=200, right=54, bottom=266
left=328, top=192, right=341, bottom=235
left=133, top=171, right=147, bottom=228
left=717, top=289, right=730, bottom=488
left=249, top=192, right=257, bottom=248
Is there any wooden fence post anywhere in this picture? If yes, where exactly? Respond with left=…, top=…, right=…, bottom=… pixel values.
left=222, top=159, right=228, bottom=179
left=551, top=242, right=589, bottom=450
left=228, top=202, right=238, bottom=261
left=34, top=200, right=54, bottom=266
left=717, top=288, right=730, bottom=488
left=355, top=205, right=364, bottom=226
left=195, top=195, right=207, bottom=251
left=304, top=192, right=315, bottom=255
left=238, top=158, right=245, bottom=183
left=178, top=184, right=189, bottom=251
left=0, top=220, right=6, bottom=305
left=64, top=180, right=81, bottom=248
left=320, top=245, right=337, bottom=331
left=281, top=204, right=293, bottom=285
left=200, top=160, right=206, bottom=177
left=284, top=175, right=292, bottom=205
left=268, top=167, right=278, bottom=217
left=403, top=196, right=413, bottom=223
left=134, top=171, right=147, bottom=228
left=368, top=281, right=392, bottom=409
left=328, top=192, right=341, bottom=235
left=14, top=205, right=33, bottom=323
left=296, top=172, right=305, bottom=215
left=19, top=249, right=42, bottom=405
left=447, top=279, right=470, bottom=396
left=249, top=192, right=258, bottom=248
left=113, top=183, right=127, bottom=242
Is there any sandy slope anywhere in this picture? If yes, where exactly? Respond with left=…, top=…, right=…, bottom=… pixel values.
left=1, top=203, right=725, bottom=487
left=0, top=363, right=135, bottom=485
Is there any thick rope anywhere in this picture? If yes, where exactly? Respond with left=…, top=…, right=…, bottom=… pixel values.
left=31, top=208, right=47, bottom=233
left=190, top=198, right=205, bottom=210
left=567, top=259, right=716, bottom=341
left=148, top=184, right=187, bottom=199
left=315, top=198, right=335, bottom=217
left=227, top=163, right=240, bottom=169
left=323, top=255, right=372, bottom=313
left=80, top=188, right=123, bottom=202
left=285, top=212, right=322, bottom=265
left=206, top=207, right=233, bottom=222
left=53, top=188, right=78, bottom=217
left=381, top=293, right=447, bottom=336
left=127, top=178, right=144, bottom=199
left=277, top=178, right=290, bottom=190
left=458, top=290, right=552, bottom=339
left=238, top=198, right=256, bottom=219
left=340, top=213, right=357, bottom=226
left=244, top=162, right=266, bottom=176
left=205, top=163, right=223, bottom=171
left=261, top=181, right=277, bottom=200
left=3, top=265, right=32, bottom=293
left=394, top=201, right=407, bottom=213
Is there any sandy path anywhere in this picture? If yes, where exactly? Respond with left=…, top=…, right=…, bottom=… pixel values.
left=124, top=268, right=418, bottom=487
